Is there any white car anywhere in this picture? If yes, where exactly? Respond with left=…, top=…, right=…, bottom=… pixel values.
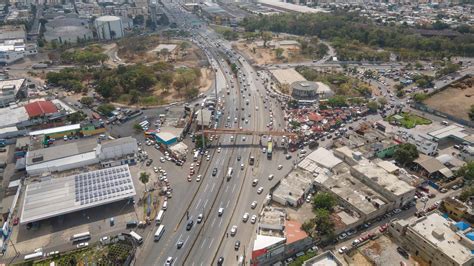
left=338, top=246, right=348, bottom=254
left=257, top=187, right=264, bottom=194
left=160, top=157, right=165, bottom=163
left=262, top=148, right=266, bottom=153
left=230, top=225, right=238, bottom=236
left=250, top=215, right=257, bottom=224
left=153, top=167, right=159, bottom=173
left=165, top=257, right=174, bottom=266
left=268, top=174, right=274, bottom=180
left=217, top=147, right=222, bottom=153
left=196, top=175, right=202, bottom=182
left=278, top=165, right=283, bottom=170
left=206, top=155, right=211, bottom=161
left=77, top=242, right=89, bottom=248
left=242, top=137, right=246, bottom=141
left=251, top=201, right=257, bottom=209
left=242, top=213, right=249, bottom=222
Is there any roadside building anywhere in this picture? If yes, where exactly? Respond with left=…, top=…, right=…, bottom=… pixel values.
left=413, top=154, right=453, bottom=179
left=0, top=79, right=26, bottom=107
left=25, top=136, right=138, bottom=176
left=442, top=197, right=474, bottom=223
left=20, top=164, right=136, bottom=224
left=302, top=251, right=343, bottom=266
left=459, top=146, right=474, bottom=162
left=272, top=169, right=313, bottom=207
left=298, top=147, right=343, bottom=171
left=270, top=68, right=306, bottom=86
left=390, top=212, right=474, bottom=266
left=44, top=15, right=93, bottom=44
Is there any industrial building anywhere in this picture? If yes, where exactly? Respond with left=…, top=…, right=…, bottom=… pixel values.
left=0, top=79, right=26, bottom=107
left=25, top=137, right=138, bottom=176
left=390, top=212, right=474, bottom=266
left=0, top=25, right=37, bottom=65
left=272, top=169, right=314, bottom=207
left=20, top=165, right=136, bottom=224
left=94, top=16, right=124, bottom=40
left=44, top=15, right=94, bottom=44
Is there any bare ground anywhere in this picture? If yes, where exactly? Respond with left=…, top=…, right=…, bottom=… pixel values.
left=423, top=76, right=474, bottom=121
left=234, top=40, right=308, bottom=65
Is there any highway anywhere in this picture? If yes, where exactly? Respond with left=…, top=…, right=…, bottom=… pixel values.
left=136, top=1, right=292, bottom=265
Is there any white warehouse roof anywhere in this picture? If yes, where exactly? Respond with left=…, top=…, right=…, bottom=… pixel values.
left=21, top=165, right=136, bottom=224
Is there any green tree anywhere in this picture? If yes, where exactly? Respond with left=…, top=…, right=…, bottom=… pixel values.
left=394, top=143, right=419, bottom=166
left=97, top=104, right=115, bottom=116
left=261, top=31, right=272, bottom=48
left=301, top=218, right=316, bottom=236
left=275, top=48, right=284, bottom=59
left=179, top=41, right=190, bottom=51
left=327, top=95, right=347, bottom=107
left=129, top=89, right=140, bottom=104
left=133, top=123, right=143, bottom=133
left=67, top=111, right=86, bottom=123
left=378, top=97, right=388, bottom=106
left=367, top=101, right=379, bottom=112
left=459, top=185, right=474, bottom=202
left=456, top=161, right=474, bottom=181
left=195, top=135, right=209, bottom=149
left=80, top=96, right=93, bottom=106
left=159, top=48, right=170, bottom=61
left=139, top=172, right=150, bottom=190
left=133, top=14, right=145, bottom=25
left=313, top=192, right=337, bottom=211
left=469, top=105, right=474, bottom=121
left=413, top=93, right=428, bottom=102
left=314, top=208, right=334, bottom=236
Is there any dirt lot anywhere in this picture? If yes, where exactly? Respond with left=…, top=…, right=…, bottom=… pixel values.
left=423, top=76, right=474, bottom=121
left=234, top=40, right=308, bottom=65
left=358, top=235, right=419, bottom=266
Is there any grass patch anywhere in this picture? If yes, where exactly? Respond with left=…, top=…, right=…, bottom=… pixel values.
left=289, top=250, right=317, bottom=266
left=386, top=112, right=432, bottom=129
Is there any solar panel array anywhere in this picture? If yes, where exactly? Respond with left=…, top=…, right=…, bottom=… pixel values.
left=74, top=165, right=134, bottom=206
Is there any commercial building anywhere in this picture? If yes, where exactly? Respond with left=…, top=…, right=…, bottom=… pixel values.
left=94, top=16, right=124, bottom=40
left=0, top=25, right=36, bottom=65
left=20, top=164, right=136, bottom=224
left=272, top=169, right=314, bottom=207
left=351, top=159, right=416, bottom=208
left=413, top=154, right=453, bottom=179
left=270, top=68, right=306, bottom=86
left=291, top=81, right=334, bottom=101
left=25, top=137, right=138, bottom=176
left=298, top=147, right=343, bottom=171
left=398, top=131, right=438, bottom=156
left=0, top=25, right=26, bottom=42
left=390, top=212, right=474, bottom=266
left=0, top=79, right=26, bottom=107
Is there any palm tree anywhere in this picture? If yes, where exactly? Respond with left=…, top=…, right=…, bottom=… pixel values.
left=139, top=172, right=150, bottom=190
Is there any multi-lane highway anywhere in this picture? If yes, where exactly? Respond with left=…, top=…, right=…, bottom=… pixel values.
left=136, top=2, right=292, bottom=264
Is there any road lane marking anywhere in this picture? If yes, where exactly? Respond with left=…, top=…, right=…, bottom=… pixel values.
left=226, top=200, right=230, bottom=208
left=195, top=198, right=202, bottom=210
left=211, top=183, right=216, bottom=192
left=218, top=218, right=223, bottom=227
left=232, top=183, right=236, bottom=193
left=211, top=217, right=216, bottom=227
left=209, top=238, right=214, bottom=249
left=204, top=183, right=209, bottom=192
left=204, top=198, right=209, bottom=209
left=200, top=238, right=207, bottom=249
left=225, top=185, right=229, bottom=193
left=184, top=235, right=190, bottom=247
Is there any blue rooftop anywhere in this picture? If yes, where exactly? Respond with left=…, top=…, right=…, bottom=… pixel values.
left=456, top=221, right=470, bottom=231
left=467, top=232, right=474, bottom=241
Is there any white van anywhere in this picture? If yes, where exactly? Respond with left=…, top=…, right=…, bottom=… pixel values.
left=162, top=200, right=168, bottom=210
left=441, top=121, right=449, bottom=126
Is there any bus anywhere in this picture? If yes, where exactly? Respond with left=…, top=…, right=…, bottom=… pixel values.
left=267, top=141, right=273, bottom=159
left=71, top=232, right=91, bottom=243
left=24, top=252, right=43, bottom=260
left=130, top=231, right=143, bottom=245
left=139, top=121, right=149, bottom=128
left=155, top=210, right=164, bottom=225
left=154, top=225, right=165, bottom=241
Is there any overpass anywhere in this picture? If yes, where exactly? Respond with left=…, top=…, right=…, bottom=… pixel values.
left=200, top=128, right=298, bottom=139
